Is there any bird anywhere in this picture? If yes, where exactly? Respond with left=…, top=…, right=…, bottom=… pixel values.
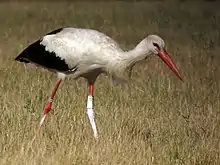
left=15, top=27, right=183, bottom=138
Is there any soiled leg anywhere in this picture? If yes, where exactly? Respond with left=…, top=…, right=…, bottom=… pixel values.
left=87, top=82, right=98, bottom=138
left=39, top=79, right=62, bottom=130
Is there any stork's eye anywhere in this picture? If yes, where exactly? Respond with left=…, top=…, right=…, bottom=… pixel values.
left=153, top=42, right=160, bottom=50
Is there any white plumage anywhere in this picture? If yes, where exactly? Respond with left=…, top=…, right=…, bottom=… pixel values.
left=15, top=27, right=183, bottom=138
left=41, top=28, right=123, bottom=78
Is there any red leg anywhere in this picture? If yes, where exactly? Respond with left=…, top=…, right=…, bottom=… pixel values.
left=39, top=79, right=62, bottom=130
left=89, top=82, right=94, bottom=95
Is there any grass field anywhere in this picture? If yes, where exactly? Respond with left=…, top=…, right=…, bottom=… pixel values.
left=0, top=1, right=220, bottom=165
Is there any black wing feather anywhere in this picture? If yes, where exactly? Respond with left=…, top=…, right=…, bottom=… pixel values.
left=15, top=28, right=71, bottom=72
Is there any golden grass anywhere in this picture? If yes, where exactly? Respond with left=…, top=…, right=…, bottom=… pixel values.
left=0, top=1, right=220, bottom=165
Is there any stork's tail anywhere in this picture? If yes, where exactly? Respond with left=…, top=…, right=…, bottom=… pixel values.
left=15, top=40, right=41, bottom=64
left=15, top=52, right=30, bottom=63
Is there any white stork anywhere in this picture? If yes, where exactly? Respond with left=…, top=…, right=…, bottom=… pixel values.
left=15, top=27, right=183, bottom=138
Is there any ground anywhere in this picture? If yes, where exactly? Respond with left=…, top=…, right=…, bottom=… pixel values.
left=0, top=1, right=220, bottom=165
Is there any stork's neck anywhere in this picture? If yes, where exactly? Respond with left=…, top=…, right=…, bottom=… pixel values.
left=108, top=38, right=152, bottom=84
left=120, top=40, right=152, bottom=68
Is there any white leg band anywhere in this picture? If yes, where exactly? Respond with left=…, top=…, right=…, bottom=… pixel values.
left=87, top=95, right=98, bottom=138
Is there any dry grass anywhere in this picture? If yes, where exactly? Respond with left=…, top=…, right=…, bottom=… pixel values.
left=0, top=1, right=220, bottom=165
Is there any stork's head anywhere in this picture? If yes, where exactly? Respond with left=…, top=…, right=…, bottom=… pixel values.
left=147, top=35, right=184, bottom=81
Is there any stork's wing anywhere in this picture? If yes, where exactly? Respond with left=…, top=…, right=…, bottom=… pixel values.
left=15, top=38, right=73, bottom=72
left=15, top=27, right=122, bottom=74
left=15, top=28, right=80, bottom=72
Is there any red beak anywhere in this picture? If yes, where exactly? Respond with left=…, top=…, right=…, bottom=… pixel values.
left=158, top=49, right=184, bottom=82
